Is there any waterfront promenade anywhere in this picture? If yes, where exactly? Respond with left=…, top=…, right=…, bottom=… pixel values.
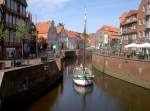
left=92, top=50, right=150, bottom=89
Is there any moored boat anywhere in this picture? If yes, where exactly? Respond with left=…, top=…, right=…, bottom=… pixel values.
left=73, top=8, right=93, bottom=87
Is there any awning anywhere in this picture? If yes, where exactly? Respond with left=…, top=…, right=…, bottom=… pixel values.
left=138, top=43, right=150, bottom=48
left=124, top=43, right=139, bottom=48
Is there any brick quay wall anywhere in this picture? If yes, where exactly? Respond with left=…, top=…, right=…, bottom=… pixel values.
left=0, top=59, right=63, bottom=107
left=92, top=52, right=150, bottom=89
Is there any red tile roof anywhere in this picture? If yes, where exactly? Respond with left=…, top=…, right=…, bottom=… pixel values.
left=98, top=25, right=120, bottom=33
left=119, top=12, right=128, bottom=24
left=126, top=10, right=138, bottom=17
left=120, top=10, right=138, bottom=24
left=97, top=25, right=120, bottom=39
left=36, top=21, right=52, bottom=34
left=66, top=31, right=80, bottom=38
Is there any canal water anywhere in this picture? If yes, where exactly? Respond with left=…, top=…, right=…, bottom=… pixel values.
left=25, top=57, right=150, bottom=111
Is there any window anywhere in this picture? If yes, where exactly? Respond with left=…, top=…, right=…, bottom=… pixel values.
left=133, top=34, right=137, bottom=40
left=11, top=0, right=13, bottom=10
left=143, top=31, right=145, bottom=37
left=139, top=20, right=142, bottom=25
left=14, top=2, right=17, bottom=11
left=7, top=0, right=10, bottom=8
left=20, top=5, right=23, bottom=14
left=13, top=16, right=15, bottom=24
left=143, top=19, right=145, bottom=25
left=5, top=30, right=9, bottom=42
left=9, top=15, right=12, bottom=23
left=10, top=31, right=13, bottom=43
left=139, top=32, right=142, bottom=38
left=6, top=14, right=9, bottom=23
left=17, top=4, right=20, bottom=13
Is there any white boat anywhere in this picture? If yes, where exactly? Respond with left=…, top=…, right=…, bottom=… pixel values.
left=73, top=65, right=93, bottom=86
left=73, top=8, right=94, bottom=86
left=73, top=74, right=93, bottom=86
left=73, top=83, right=93, bottom=95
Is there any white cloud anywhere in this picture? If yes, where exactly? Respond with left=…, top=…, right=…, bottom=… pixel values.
left=27, top=0, right=70, bottom=7
left=27, top=0, right=70, bottom=22
left=47, top=0, right=70, bottom=5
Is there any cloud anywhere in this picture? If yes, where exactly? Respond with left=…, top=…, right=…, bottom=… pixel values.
left=27, top=0, right=70, bottom=21
left=47, top=0, right=70, bottom=5
left=27, top=0, right=70, bottom=6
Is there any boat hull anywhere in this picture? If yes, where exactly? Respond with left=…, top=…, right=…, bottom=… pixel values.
left=73, top=78, right=93, bottom=86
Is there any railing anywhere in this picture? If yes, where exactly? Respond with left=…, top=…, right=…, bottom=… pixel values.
left=122, top=29, right=137, bottom=34
left=122, top=19, right=137, bottom=25
left=93, top=49, right=150, bottom=61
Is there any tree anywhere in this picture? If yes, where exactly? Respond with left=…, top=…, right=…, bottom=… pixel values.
left=99, top=31, right=105, bottom=48
left=0, top=24, right=5, bottom=59
left=0, top=24, right=5, bottom=41
left=16, top=22, right=27, bottom=60
left=0, top=3, right=6, bottom=59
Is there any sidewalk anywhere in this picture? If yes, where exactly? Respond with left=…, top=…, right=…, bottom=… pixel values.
left=0, top=58, right=42, bottom=70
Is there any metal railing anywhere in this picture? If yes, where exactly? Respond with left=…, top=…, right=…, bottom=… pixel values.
left=93, top=49, right=150, bottom=61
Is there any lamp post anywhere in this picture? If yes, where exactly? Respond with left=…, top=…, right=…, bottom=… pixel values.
left=36, top=31, right=39, bottom=58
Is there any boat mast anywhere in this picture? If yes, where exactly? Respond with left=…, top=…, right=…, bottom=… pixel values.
left=83, top=8, right=87, bottom=74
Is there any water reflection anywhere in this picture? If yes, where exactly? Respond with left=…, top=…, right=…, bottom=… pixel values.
left=93, top=67, right=150, bottom=111
left=73, top=84, right=93, bottom=96
left=27, top=58, right=150, bottom=111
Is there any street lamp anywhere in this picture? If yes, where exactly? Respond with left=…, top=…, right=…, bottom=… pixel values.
left=36, top=30, right=39, bottom=58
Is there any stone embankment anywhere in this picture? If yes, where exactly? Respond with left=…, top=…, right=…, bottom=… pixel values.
left=92, top=52, right=150, bottom=89
left=0, top=58, right=63, bottom=106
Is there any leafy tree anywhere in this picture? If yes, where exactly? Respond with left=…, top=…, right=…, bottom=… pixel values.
left=16, top=22, right=27, bottom=59
left=99, top=31, right=105, bottom=48
left=0, top=24, right=5, bottom=59
left=0, top=24, right=5, bottom=41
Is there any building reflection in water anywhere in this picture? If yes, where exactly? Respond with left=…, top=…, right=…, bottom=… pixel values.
left=93, top=67, right=150, bottom=111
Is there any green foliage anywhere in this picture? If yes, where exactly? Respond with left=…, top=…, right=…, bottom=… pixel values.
left=99, top=31, right=105, bottom=48
left=114, top=39, right=120, bottom=49
left=16, top=22, right=27, bottom=41
left=0, top=24, right=5, bottom=41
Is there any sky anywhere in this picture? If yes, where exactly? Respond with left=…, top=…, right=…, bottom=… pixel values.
left=27, top=0, right=141, bottom=33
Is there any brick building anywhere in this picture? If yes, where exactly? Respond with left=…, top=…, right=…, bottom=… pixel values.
left=120, top=10, right=138, bottom=47
left=120, top=0, right=150, bottom=48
